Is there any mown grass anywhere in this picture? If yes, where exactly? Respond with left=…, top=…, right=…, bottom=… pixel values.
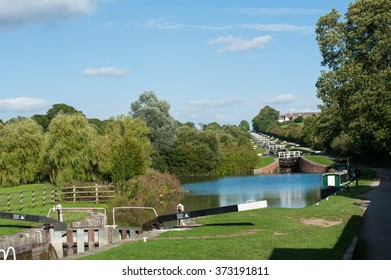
left=0, top=183, right=110, bottom=236
left=302, top=155, right=335, bottom=166
left=79, top=180, right=372, bottom=260
left=1, top=179, right=373, bottom=259
left=255, top=156, right=275, bottom=169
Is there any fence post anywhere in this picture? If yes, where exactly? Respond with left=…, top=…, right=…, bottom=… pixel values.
left=43, top=189, right=47, bottom=206
left=73, top=185, right=76, bottom=202
left=6, top=193, right=10, bottom=211
left=31, top=189, right=35, bottom=208
left=95, top=184, right=99, bottom=203
left=19, top=192, right=23, bottom=211
left=51, top=188, right=56, bottom=204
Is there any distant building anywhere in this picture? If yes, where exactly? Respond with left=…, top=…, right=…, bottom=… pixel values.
left=278, top=112, right=320, bottom=123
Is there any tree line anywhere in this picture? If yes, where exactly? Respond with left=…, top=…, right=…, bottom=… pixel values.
left=252, top=0, right=391, bottom=164
left=0, top=92, right=256, bottom=188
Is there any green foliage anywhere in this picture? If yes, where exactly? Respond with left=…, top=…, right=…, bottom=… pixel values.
left=239, top=120, right=250, bottom=131
left=97, top=115, right=152, bottom=182
left=32, top=103, right=83, bottom=131
left=252, top=106, right=279, bottom=133
left=215, top=126, right=258, bottom=175
left=116, top=169, right=182, bottom=208
left=168, top=126, right=219, bottom=175
left=130, top=91, right=177, bottom=171
left=0, top=118, right=44, bottom=186
left=315, top=0, right=391, bottom=162
left=168, top=125, right=257, bottom=176
left=45, top=113, right=98, bottom=186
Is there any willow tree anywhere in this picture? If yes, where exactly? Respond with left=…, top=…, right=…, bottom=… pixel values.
left=97, top=115, right=152, bottom=182
left=45, top=113, right=98, bottom=186
left=315, top=0, right=391, bottom=160
left=0, top=118, right=44, bottom=186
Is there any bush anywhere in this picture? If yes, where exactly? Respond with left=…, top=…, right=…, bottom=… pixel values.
left=115, top=169, right=183, bottom=208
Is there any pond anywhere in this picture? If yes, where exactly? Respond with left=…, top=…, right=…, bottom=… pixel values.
left=180, top=173, right=322, bottom=211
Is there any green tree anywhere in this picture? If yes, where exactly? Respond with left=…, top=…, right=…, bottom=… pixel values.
left=215, top=126, right=258, bottom=175
left=32, top=103, right=82, bottom=131
left=0, top=118, right=44, bottom=186
left=315, top=0, right=391, bottom=161
left=204, top=122, right=221, bottom=131
left=168, top=126, right=219, bottom=176
left=239, top=120, right=250, bottom=131
left=97, top=115, right=152, bottom=182
left=45, top=113, right=98, bottom=185
left=252, top=106, right=279, bottom=133
left=130, top=91, right=177, bottom=171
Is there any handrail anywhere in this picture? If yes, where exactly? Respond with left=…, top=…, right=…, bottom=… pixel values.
left=0, top=247, right=16, bottom=260
left=112, top=207, right=158, bottom=228
left=47, top=206, right=107, bottom=226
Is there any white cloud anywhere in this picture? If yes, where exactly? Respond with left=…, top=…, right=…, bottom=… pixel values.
left=188, top=97, right=246, bottom=107
left=207, top=35, right=273, bottom=53
left=0, top=0, right=97, bottom=30
left=0, top=97, right=51, bottom=112
left=141, top=18, right=184, bottom=30
left=134, top=18, right=313, bottom=34
left=239, top=23, right=314, bottom=33
left=82, top=66, right=129, bottom=77
left=268, top=94, right=295, bottom=104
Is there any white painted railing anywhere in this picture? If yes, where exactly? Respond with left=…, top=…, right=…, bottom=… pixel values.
left=278, top=151, right=301, bottom=158
left=0, top=247, right=16, bottom=260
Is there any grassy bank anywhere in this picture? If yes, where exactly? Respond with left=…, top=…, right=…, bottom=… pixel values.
left=79, top=180, right=371, bottom=260
left=255, top=156, right=275, bottom=169
left=0, top=184, right=110, bottom=236
left=302, top=155, right=335, bottom=166
left=1, top=178, right=372, bottom=259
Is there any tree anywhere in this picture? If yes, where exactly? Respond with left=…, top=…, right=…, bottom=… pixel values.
left=0, top=118, right=44, bottom=186
left=44, top=113, right=98, bottom=185
left=215, top=126, right=258, bottom=175
left=315, top=0, right=391, bottom=161
left=97, top=115, right=152, bottom=182
left=130, top=91, right=177, bottom=171
left=168, top=126, right=219, bottom=175
left=239, top=120, right=250, bottom=131
left=32, top=103, right=83, bottom=131
left=252, top=106, right=279, bottom=133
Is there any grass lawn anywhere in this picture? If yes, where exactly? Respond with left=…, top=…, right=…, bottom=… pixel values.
left=0, top=183, right=110, bottom=236
left=79, top=180, right=371, bottom=260
left=302, top=155, right=335, bottom=166
left=255, top=156, right=275, bottom=169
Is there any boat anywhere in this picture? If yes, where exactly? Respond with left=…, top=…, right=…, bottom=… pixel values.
left=320, top=158, right=352, bottom=199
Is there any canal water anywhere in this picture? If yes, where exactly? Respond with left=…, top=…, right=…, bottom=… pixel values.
left=180, top=173, right=322, bottom=210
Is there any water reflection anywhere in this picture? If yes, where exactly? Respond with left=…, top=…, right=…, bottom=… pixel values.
left=180, top=173, right=322, bottom=210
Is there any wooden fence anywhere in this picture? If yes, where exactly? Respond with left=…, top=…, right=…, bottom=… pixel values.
left=0, top=185, right=115, bottom=211
left=59, top=185, right=115, bottom=203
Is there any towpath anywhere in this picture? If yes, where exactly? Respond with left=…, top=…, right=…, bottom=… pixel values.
left=359, top=168, right=391, bottom=259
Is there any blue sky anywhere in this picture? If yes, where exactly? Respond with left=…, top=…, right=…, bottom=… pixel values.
left=0, top=0, right=353, bottom=125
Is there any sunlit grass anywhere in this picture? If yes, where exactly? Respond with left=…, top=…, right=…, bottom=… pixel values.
left=79, top=181, right=370, bottom=260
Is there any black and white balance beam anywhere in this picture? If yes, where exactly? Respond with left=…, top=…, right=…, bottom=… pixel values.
left=143, top=200, right=267, bottom=229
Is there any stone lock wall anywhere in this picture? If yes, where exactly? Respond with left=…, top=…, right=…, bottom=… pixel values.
left=0, top=228, right=56, bottom=260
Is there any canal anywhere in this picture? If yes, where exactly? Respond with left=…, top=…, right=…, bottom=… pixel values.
left=180, top=173, right=322, bottom=210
